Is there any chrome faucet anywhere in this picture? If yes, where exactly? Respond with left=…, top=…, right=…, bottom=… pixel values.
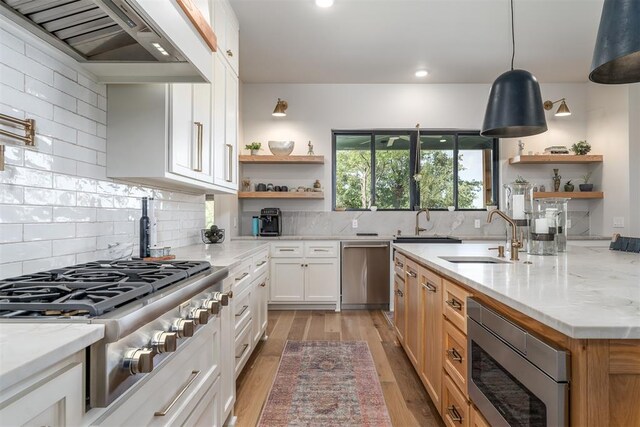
left=487, top=210, right=522, bottom=261
left=415, top=208, right=430, bottom=235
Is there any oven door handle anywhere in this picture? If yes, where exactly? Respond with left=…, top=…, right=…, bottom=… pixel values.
left=154, top=370, right=200, bottom=416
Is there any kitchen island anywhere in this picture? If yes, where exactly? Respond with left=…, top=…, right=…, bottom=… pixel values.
left=391, top=242, right=640, bottom=427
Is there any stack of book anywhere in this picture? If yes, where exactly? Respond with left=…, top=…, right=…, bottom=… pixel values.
left=544, top=145, right=570, bottom=154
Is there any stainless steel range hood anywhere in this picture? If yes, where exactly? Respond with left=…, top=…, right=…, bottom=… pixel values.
left=1, top=0, right=215, bottom=83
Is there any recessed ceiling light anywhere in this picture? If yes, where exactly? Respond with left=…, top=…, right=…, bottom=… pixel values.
left=315, top=0, right=334, bottom=7
left=440, top=139, right=446, bottom=142
left=415, top=70, right=429, bottom=78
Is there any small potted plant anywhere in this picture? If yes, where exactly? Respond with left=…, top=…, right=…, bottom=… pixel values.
left=245, top=142, right=261, bottom=156
left=571, top=140, right=591, bottom=155
left=564, top=180, right=574, bottom=192
left=579, top=172, right=594, bottom=191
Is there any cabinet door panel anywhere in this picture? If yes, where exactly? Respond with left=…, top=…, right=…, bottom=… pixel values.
left=304, top=259, right=338, bottom=302
left=270, top=259, right=304, bottom=301
left=169, top=84, right=195, bottom=177
left=192, top=83, right=212, bottom=179
left=405, top=260, right=420, bottom=368
left=224, top=6, right=239, bottom=74
left=394, top=275, right=406, bottom=343
left=419, top=266, right=443, bottom=414
left=224, top=66, right=238, bottom=188
left=220, top=303, right=235, bottom=420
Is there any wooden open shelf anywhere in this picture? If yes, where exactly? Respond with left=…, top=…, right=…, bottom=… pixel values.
left=239, top=155, right=325, bottom=164
left=533, top=191, right=604, bottom=199
left=509, top=155, right=603, bottom=164
left=238, top=191, right=324, bottom=199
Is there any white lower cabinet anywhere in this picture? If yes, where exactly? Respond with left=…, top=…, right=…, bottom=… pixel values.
left=251, top=273, right=269, bottom=346
left=182, top=376, right=222, bottom=427
left=0, top=354, right=84, bottom=427
left=269, top=241, right=340, bottom=310
left=220, top=294, right=235, bottom=422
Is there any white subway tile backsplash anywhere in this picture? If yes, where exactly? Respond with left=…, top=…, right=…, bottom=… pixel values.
left=53, top=207, right=96, bottom=223
left=0, top=64, right=24, bottom=90
left=53, top=73, right=97, bottom=106
left=54, top=174, right=96, bottom=192
left=77, top=73, right=107, bottom=97
left=0, top=46, right=53, bottom=85
left=0, top=20, right=203, bottom=278
left=77, top=192, right=113, bottom=208
left=24, top=188, right=76, bottom=206
left=77, top=131, right=106, bottom=152
left=0, top=241, right=51, bottom=263
left=1, top=84, right=54, bottom=119
left=0, top=262, right=22, bottom=278
left=0, top=224, right=22, bottom=243
left=22, top=255, right=77, bottom=275
left=54, top=140, right=97, bottom=164
left=77, top=100, right=106, bottom=124
left=0, top=205, right=52, bottom=223
left=0, top=165, right=52, bottom=188
left=52, top=237, right=96, bottom=256
left=26, top=45, right=77, bottom=82
left=25, top=77, right=76, bottom=112
left=76, top=162, right=107, bottom=180
left=24, top=223, right=75, bottom=241
left=0, top=27, right=25, bottom=53
left=54, top=106, right=97, bottom=134
left=0, top=184, right=24, bottom=204
left=24, top=150, right=77, bottom=175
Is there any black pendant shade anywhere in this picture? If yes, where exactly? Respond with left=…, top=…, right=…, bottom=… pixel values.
left=590, top=0, right=640, bottom=84
left=481, top=69, right=548, bottom=138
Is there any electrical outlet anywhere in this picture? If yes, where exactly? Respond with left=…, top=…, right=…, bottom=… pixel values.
left=352, top=219, right=358, bottom=229
left=474, top=219, right=481, bottom=229
left=566, top=219, right=572, bottom=229
left=613, top=217, right=625, bottom=228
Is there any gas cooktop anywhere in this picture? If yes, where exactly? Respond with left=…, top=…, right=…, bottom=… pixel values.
left=0, top=260, right=211, bottom=318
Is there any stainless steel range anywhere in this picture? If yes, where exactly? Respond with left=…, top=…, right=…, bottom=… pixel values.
left=0, top=260, right=230, bottom=408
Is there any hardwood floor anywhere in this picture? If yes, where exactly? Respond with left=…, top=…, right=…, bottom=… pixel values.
left=234, top=310, right=444, bottom=427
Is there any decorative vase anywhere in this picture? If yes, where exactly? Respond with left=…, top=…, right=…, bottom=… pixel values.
left=564, top=182, right=574, bottom=192
left=552, top=169, right=561, bottom=192
left=579, top=183, right=594, bottom=192
left=250, top=149, right=259, bottom=156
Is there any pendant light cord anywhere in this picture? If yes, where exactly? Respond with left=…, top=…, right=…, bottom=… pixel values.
left=510, top=0, right=515, bottom=70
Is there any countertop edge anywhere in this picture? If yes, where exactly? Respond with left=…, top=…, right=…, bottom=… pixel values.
left=0, top=324, right=105, bottom=390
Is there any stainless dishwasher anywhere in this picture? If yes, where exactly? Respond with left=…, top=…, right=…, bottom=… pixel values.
left=340, top=241, right=390, bottom=309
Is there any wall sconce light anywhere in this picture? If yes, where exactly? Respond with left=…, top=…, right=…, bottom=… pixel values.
left=272, top=98, right=288, bottom=117
left=543, top=98, right=571, bottom=117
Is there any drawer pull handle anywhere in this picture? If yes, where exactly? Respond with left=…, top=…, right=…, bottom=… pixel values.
left=279, top=248, right=295, bottom=252
left=395, top=289, right=404, bottom=297
left=395, top=261, right=404, bottom=268
left=260, top=282, right=266, bottom=287
left=154, top=370, right=200, bottom=416
left=446, top=405, right=463, bottom=423
left=422, top=282, right=437, bottom=292
left=235, top=272, right=249, bottom=281
left=235, top=343, right=249, bottom=359
left=235, top=305, right=249, bottom=317
left=446, top=348, right=463, bottom=363
left=313, top=248, right=330, bottom=252
left=446, top=298, right=463, bottom=311
left=407, top=270, right=417, bottom=278
left=256, top=260, right=267, bottom=266
left=227, top=49, right=233, bottom=57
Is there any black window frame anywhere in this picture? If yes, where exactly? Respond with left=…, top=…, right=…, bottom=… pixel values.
left=332, top=129, right=499, bottom=211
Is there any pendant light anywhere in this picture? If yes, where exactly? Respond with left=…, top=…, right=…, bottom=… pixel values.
left=589, top=0, right=640, bottom=84
left=481, top=0, right=547, bottom=138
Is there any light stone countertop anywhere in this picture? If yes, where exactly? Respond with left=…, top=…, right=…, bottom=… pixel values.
left=172, top=241, right=271, bottom=269
left=231, top=235, right=610, bottom=241
left=0, top=323, right=104, bottom=389
left=393, top=242, right=640, bottom=339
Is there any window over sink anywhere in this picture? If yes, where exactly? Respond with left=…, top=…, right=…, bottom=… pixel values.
left=332, top=129, right=498, bottom=211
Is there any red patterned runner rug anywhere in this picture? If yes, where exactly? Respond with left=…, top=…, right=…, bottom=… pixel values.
left=258, top=340, right=392, bottom=427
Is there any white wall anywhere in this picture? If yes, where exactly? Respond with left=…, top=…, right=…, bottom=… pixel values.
left=586, top=83, right=631, bottom=236
left=0, top=17, right=205, bottom=279
left=629, top=84, right=640, bottom=236
left=240, top=82, right=590, bottom=211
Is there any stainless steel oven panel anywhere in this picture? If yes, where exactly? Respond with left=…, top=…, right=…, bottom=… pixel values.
left=481, top=306, right=527, bottom=354
left=468, top=318, right=568, bottom=427
left=526, top=332, right=569, bottom=382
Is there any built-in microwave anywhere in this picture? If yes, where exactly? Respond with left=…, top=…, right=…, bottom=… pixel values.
left=467, top=298, right=570, bottom=427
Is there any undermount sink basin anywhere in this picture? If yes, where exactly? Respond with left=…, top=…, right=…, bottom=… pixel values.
left=439, top=256, right=510, bottom=264
left=394, top=236, right=462, bottom=244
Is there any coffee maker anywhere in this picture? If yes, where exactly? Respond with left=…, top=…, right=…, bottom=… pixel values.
left=259, top=208, right=282, bottom=236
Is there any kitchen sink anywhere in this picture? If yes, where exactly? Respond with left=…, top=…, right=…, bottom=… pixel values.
left=393, top=236, right=462, bottom=244
left=439, top=256, right=510, bottom=264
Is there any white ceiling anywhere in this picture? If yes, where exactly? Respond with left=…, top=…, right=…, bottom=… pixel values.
left=228, top=0, right=605, bottom=84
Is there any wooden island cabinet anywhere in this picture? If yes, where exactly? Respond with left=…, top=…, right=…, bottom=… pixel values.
left=392, top=249, right=640, bottom=427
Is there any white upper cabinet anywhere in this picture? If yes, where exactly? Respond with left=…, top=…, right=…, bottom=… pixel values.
left=212, top=0, right=240, bottom=75
left=212, top=54, right=239, bottom=191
